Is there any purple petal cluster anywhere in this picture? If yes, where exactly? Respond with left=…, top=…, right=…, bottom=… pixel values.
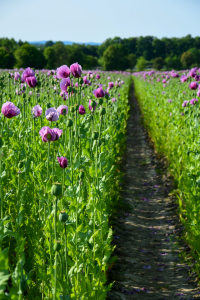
left=2, top=102, right=20, bottom=118
left=45, top=107, right=60, bottom=121
left=57, top=157, right=68, bottom=169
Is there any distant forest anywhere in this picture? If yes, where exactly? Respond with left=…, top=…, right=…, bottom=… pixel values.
left=0, top=35, right=200, bottom=71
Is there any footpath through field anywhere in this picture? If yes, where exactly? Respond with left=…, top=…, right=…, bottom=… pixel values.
left=106, top=84, right=199, bottom=300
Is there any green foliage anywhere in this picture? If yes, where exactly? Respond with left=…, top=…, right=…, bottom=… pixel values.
left=0, top=47, right=15, bottom=69
left=14, top=44, right=45, bottom=69
left=153, top=57, right=164, bottom=70
left=102, top=44, right=128, bottom=71
left=44, top=46, right=56, bottom=69
left=180, top=51, right=193, bottom=68
left=134, top=71, right=200, bottom=279
left=136, top=56, right=146, bottom=71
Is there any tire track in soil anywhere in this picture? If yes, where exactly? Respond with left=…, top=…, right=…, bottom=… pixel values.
left=106, top=84, right=200, bottom=300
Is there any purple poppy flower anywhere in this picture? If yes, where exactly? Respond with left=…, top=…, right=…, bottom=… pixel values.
left=47, top=70, right=55, bottom=76
left=96, top=74, right=100, bottom=79
left=57, top=105, right=68, bottom=115
left=56, top=65, right=70, bottom=79
left=107, top=76, right=110, bottom=80
left=21, top=67, right=35, bottom=83
left=79, top=105, right=86, bottom=115
left=157, top=78, right=160, bottom=82
left=70, top=63, right=82, bottom=78
left=26, top=76, right=37, bottom=88
left=32, top=105, right=42, bottom=118
left=168, top=99, right=172, bottom=103
left=60, top=78, right=71, bottom=92
left=189, top=82, right=198, bottom=90
left=60, top=91, right=68, bottom=100
left=39, top=126, right=56, bottom=142
left=89, top=100, right=97, bottom=112
left=57, top=157, right=68, bottom=168
left=189, top=69, right=196, bottom=78
left=108, top=82, right=114, bottom=89
left=14, top=72, right=20, bottom=81
left=197, top=90, right=200, bottom=97
left=2, top=102, right=20, bottom=118
left=112, top=98, right=117, bottom=103
left=75, top=82, right=78, bottom=88
left=45, top=107, right=60, bottom=121
left=190, top=98, right=198, bottom=105
left=162, top=79, right=166, bottom=83
left=93, top=87, right=105, bottom=98
left=52, top=128, right=62, bottom=140
left=180, top=75, right=188, bottom=83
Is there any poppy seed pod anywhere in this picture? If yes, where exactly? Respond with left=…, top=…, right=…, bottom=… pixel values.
left=20, top=279, right=28, bottom=293
left=53, top=241, right=61, bottom=252
left=70, top=106, right=75, bottom=113
left=67, top=119, right=73, bottom=127
left=98, top=98, right=103, bottom=105
left=91, top=100, right=96, bottom=108
left=92, top=131, right=99, bottom=140
left=51, top=184, right=62, bottom=197
left=59, top=211, right=68, bottom=223
left=100, top=107, right=106, bottom=116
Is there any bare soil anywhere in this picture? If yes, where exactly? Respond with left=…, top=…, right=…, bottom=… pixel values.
left=106, top=84, right=200, bottom=300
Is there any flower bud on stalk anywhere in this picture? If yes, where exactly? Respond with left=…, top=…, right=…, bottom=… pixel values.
left=20, top=278, right=28, bottom=293
left=92, top=131, right=99, bottom=140
left=59, top=211, right=68, bottom=223
left=66, top=119, right=73, bottom=127
left=98, top=98, right=103, bottom=105
left=79, top=169, right=84, bottom=180
left=100, top=107, right=106, bottom=116
left=51, top=183, right=62, bottom=197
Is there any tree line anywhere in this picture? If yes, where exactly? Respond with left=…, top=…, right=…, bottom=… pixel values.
left=0, top=35, right=200, bottom=71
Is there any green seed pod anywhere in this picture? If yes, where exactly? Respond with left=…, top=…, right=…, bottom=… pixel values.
left=59, top=211, right=68, bottom=223
left=22, top=93, right=26, bottom=99
left=53, top=241, right=61, bottom=252
left=80, top=78, right=83, bottom=85
left=92, top=131, right=99, bottom=140
left=100, top=107, right=106, bottom=116
left=20, top=278, right=28, bottom=293
left=70, top=106, right=75, bottom=113
left=47, top=102, right=51, bottom=109
left=98, top=98, right=103, bottom=105
left=67, top=119, right=73, bottom=127
left=8, top=73, right=11, bottom=79
left=91, top=100, right=96, bottom=108
left=51, top=184, right=62, bottom=197
left=18, top=160, right=24, bottom=169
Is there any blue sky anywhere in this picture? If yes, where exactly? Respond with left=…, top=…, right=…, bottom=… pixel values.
left=0, top=0, right=200, bottom=43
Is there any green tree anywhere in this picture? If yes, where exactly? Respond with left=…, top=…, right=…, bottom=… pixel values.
left=165, top=55, right=182, bottom=70
left=153, top=57, right=164, bottom=70
left=44, top=46, right=56, bottom=69
left=127, top=53, right=137, bottom=70
left=180, top=51, right=193, bottom=68
left=53, top=42, right=68, bottom=67
left=14, top=44, right=45, bottom=69
left=136, top=56, right=146, bottom=71
left=44, top=40, right=54, bottom=48
left=0, top=47, right=15, bottom=68
left=102, top=44, right=128, bottom=71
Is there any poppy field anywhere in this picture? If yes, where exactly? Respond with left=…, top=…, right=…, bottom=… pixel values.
left=0, top=65, right=131, bottom=299
left=133, top=68, right=200, bottom=277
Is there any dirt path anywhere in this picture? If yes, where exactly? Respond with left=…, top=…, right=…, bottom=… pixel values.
left=106, top=84, right=200, bottom=300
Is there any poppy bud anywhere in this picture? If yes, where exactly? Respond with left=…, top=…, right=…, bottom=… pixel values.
left=98, top=98, right=103, bottom=105
left=67, top=119, right=73, bottom=127
left=54, top=241, right=61, bottom=252
left=80, top=78, right=83, bottom=84
left=59, top=211, right=68, bottom=223
left=20, top=278, right=28, bottom=293
left=92, top=131, right=99, bottom=140
left=70, top=106, right=75, bottom=113
left=51, top=183, right=62, bottom=197
left=100, top=107, right=106, bottom=116
left=47, top=103, right=51, bottom=109
left=91, top=100, right=96, bottom=108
